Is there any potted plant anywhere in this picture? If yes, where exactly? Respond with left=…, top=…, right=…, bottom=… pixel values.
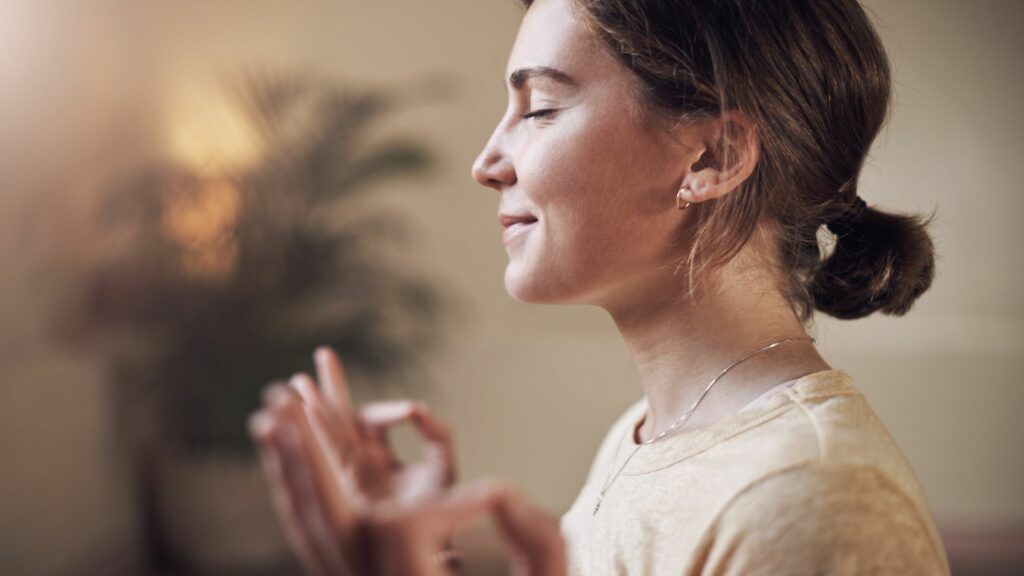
left=80, top=72, right=452, bottom=574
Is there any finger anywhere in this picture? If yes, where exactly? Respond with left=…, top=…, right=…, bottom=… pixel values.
left=374, top=479, right=509, bottom=535
left=370, top=480, right=510, bottom=570
left=358, top=401, right=456, bottom=485
left=272, top=390, right=363, bottom=534
left=290, top=373, right=372, bottom=510
left=248, top=408, right=275, bottom=444
left=491, top=490, right=567, bottom=576
left=356, top=401, right=412, bottom=467
left=260, top=379, right=290, bottom=408
left=255, top=386, right=357, bottom=575
left=290, top=372, right=360, bottom=467
left=288, top=373, right=391, bottom=503
left=420, top=480, right=511, bottom=530
left=273, top=420, right=351, bottom=575
left=315, top=346, right=355, bottom=417
left=409, top=403, right=457, bottom=486
left=250, top=413, right=331, bottom=576
left=371, top=481, right=553, bottom=576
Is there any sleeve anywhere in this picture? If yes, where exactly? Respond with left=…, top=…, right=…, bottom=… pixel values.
left=684, top=463, right=950, bottom=576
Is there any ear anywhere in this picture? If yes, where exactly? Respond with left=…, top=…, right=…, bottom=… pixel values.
left=677, top=111, right=760, bottom=204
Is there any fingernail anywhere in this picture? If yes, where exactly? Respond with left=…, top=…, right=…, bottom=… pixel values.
left=288, top=376, right=314, bottom=402
left=266, top=385, right=292, bottom=407
left=314, top=346, right=332, bottom=363
left=261, top=381, right=287, bottom=405
left=287, top=373, right=312, bottom=393
left=362, top=400, right=414, bottom=421
left=248, top=411, right=272, bottom=438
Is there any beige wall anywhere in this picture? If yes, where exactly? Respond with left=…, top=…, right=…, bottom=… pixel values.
left=2, top=0, right=1022, bottom=573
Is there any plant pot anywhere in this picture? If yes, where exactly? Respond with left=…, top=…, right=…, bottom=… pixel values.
left=154, top=450, right=293, bottom=574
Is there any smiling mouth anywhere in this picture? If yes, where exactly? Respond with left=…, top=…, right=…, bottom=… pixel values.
left=502, top=217, right=537, bottom=244
left=500, top=215, right=539, bottom=228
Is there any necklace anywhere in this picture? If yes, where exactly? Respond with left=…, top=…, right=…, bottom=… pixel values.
left=591, top=336, right=815, bottom=515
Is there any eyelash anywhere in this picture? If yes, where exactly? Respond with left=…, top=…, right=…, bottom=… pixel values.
left=522, top=109, right=557, bottom=120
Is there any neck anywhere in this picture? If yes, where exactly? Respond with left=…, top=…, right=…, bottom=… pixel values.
left=602, top=252, right=830, bottom=442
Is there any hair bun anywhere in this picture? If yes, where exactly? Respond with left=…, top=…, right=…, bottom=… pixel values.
left=810, top=204, right=936, bottom=320
left=825, top=197, right=868, bottom=237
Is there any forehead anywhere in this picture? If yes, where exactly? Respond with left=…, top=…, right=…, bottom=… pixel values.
left=506, top=0, right=608, bottom=86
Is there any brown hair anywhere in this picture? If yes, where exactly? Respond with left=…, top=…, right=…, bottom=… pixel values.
left=520, top=0, right=935, bottom=321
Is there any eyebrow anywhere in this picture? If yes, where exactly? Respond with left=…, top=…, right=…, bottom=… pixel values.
left=507, top=66, right=579, bottom=90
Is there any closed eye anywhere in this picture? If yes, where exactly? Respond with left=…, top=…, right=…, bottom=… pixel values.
left=523, top=109, right=557, bottom=120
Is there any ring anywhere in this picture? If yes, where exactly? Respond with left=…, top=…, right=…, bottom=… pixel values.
left=432, top=548, right=464, bottom=570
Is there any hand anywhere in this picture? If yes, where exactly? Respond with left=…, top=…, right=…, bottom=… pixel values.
left=287, top=346, right=456, bottom=506
left=368, top=483, right=568, bottom=576
left=247, top=345, right=454, bottom=573
left=250, top=379, right=567, bottom=575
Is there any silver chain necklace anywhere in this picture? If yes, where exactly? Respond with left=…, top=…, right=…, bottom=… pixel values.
left=592, top=336, right=815, bottom=515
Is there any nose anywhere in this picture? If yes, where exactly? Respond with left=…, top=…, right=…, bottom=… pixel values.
left=471, top=131, right=516, bottom=191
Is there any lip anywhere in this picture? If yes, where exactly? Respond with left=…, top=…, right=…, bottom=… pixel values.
left=499, top=213, right=538, bottom=245
left=499, top=213, right=538, bottom=228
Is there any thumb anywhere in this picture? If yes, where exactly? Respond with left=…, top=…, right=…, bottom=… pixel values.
left=367, top=480, right=509, bottom=576
left=491, top=489, right=567, bottom=576
left=417, top=479, right=510, bottom=531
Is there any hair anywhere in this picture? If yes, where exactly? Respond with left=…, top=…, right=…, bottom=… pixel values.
left=519, top=0, right=936, bottom=321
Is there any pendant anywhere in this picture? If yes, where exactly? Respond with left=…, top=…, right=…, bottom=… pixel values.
left=593, top=493, right=603, bottom=515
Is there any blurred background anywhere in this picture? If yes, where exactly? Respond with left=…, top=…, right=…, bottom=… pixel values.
left=1, top=0, right=1021, bottom=574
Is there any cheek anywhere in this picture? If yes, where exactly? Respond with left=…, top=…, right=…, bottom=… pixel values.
left=520, top=111, right=678, bottom=262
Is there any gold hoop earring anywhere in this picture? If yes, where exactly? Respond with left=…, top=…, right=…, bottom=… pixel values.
left=676, top=187, right=692, bottom=210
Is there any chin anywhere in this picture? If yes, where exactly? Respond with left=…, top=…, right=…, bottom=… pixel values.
left=503, top=261, right=583, bottom=304
left=504, top=266, right=544, bottom=303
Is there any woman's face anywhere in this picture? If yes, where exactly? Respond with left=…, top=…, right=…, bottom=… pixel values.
left=472, top=0, right=702, bottom=308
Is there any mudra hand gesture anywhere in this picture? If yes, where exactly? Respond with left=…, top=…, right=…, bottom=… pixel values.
left=248, top=346, right=566, bottom=575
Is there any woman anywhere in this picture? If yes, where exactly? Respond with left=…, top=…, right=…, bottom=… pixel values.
left=248, top=0, right=949, bottom=573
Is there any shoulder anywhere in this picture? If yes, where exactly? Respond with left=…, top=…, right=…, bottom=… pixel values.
left=686, top=462, right=950, bottom=576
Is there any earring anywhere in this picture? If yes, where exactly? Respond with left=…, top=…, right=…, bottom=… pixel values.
left=676, top=186, right=692, bottom=210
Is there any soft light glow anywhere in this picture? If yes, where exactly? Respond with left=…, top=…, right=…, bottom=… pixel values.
left=164, top=86, right=261, bottom=173
left=162, top=177, right=241, bottom=282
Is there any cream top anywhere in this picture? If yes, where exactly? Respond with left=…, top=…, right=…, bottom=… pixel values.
left=559, top=369, right=950, bottom=575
